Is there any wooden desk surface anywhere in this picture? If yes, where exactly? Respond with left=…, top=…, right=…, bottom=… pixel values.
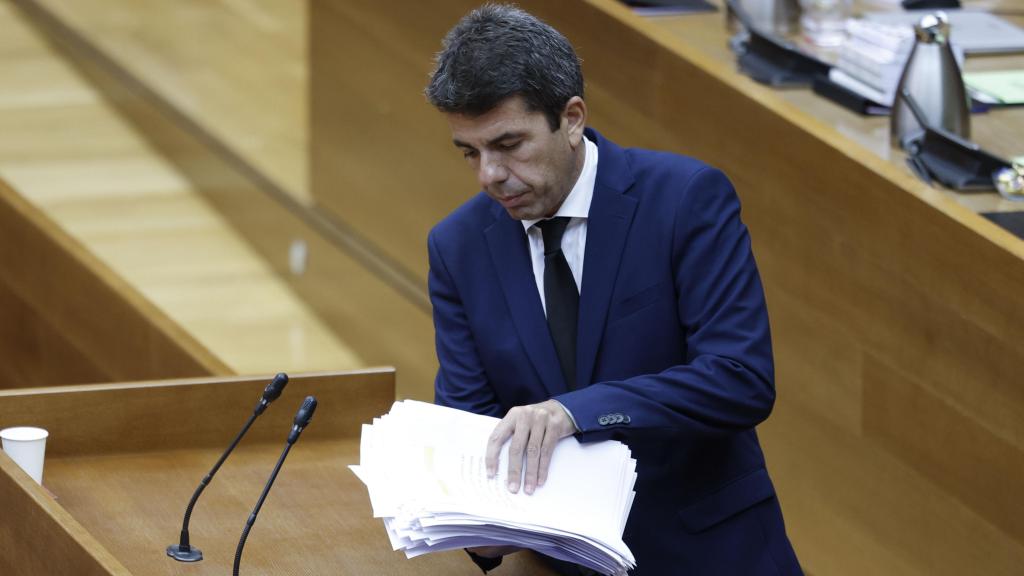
left=0, top=371, right=557, bottom=575
left=40, top=439, right=554, bottom=576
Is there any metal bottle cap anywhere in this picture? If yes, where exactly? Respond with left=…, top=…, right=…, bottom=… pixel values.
left=915, top=11, right=950, bottom=44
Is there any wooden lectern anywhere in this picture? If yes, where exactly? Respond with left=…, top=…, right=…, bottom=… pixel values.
left=0, top=370, right=556, bottom=575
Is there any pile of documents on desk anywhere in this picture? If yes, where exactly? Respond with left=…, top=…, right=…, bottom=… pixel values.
left=831, top=19, right=917, bottom=106
left=350, top=400, right=637, bottom=576
left=831, top=11, right=1024, bottom=107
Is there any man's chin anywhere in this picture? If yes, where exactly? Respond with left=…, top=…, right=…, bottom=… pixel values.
left=504, top=206, right=540, bottom=221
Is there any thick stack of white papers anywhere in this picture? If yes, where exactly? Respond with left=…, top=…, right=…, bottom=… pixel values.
left=864, top=11, right=1024, bottom=55
left=832, top=19, right=916, bottom=106
left=350, top=400, right=637, bottom=576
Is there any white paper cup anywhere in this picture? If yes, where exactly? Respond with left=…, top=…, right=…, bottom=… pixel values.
left=1, top=427, right=49, bottom=484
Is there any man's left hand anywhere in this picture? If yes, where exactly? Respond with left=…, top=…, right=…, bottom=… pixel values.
left=485, top=399, right=577, bottom=495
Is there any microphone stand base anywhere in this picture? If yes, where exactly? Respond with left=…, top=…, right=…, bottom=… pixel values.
left=166, top=544, right=203, bottom=562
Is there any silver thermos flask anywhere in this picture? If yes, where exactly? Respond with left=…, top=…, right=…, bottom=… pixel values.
left=890, top=12, right=971, bottom=147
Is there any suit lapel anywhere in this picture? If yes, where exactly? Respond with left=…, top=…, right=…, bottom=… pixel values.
left=577, top=132, right=637, bottom=389
left=485, top=207, right=567, bottom=398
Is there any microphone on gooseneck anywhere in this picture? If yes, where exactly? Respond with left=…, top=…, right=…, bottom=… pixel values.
left=233, top=396, right=318, bottom=576
left=165, top=373, right=290, bottom=562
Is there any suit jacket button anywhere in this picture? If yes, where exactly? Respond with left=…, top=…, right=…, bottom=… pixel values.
left=598, top=415, right=610, bottom=425
left=612, top=414, right=623, bottom=424
left=623, top=415, right=631, bottom=424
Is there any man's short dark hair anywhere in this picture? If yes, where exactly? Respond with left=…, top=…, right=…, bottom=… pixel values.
left=425, top=4, right=584, bottom=131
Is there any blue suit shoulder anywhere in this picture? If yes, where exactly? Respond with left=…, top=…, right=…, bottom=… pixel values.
left=623, top=146, right=711, bottom=175
left=621, top=146, right=732, bottom=200
left=428, top=192, right=494, bottom=249
left=601, top=144, right=741, bottom=241
left=585, top=127, right=734, bottom=209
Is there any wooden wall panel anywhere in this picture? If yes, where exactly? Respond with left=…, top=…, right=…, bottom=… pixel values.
left=0, top=178, right=229, bottom=388
left=0, top=453, right=130, bottom=576
left=0, top=280, right=109, bottom=388
left=14, top=0, right=438, bottom=400
left=310, top=0, right=480, bottom=280
left=863, top=357, right=1024, bottom=543
left=0, top=370, right=395, bottom=455
left=760, top=384, right=1024, bottom=576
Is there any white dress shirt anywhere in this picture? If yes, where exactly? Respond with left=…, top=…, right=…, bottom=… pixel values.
left=522, top=136, right=598, bottom=316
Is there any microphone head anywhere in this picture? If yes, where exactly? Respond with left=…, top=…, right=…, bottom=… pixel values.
left=261, top=373, right=289, bottom=404
left=293, top=396, right=318, bottom=429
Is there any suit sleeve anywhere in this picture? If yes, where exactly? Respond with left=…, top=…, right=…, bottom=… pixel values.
left=555, top=167, right=776, bottom=440
left=428, top=230, right=504, bottom=418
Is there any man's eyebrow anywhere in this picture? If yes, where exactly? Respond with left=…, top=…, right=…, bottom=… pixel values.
left=452, top=131, right=525, bottom=149
left=487, top=131, right=524, bottom=146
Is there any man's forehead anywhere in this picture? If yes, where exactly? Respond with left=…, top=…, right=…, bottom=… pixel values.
left=446, top=97, right=545, bottom=143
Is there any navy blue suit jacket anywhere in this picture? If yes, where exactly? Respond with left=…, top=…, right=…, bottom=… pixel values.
left=428, top=129, right=800, bottom=575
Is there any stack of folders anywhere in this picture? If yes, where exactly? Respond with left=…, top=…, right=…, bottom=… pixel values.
left=350, top=400, right=637, bottom=576
left=831, top=19, right=916, bottom=106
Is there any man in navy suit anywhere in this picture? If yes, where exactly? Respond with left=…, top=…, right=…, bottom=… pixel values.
left=424, top=5, right=801, bottom=575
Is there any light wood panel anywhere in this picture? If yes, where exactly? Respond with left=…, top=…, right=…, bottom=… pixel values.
left=310, top=0, right=481, bottom=280
left=0, top=453, right=130, bottom=576
left=0, top=370, right=395, bottom=455
left=862, top=357, right=1024, bottom=542
left=0, top=0, right=363, bottom=378
left=309, top=1, right=1024, bottom=574
left=30, top=0, right=308, bottom=203
left=759, top=371, right=1024, bottom=575
left=0, top=279, right=110, bottom=388
left=0, top=371, right=557, bottom=575
left=0, top=176, right=228, bottom=388
left=10, top=0, right=436, bottom=398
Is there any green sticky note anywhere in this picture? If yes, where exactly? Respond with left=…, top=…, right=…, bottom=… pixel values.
left=964, top=71, right=1024, bottom=105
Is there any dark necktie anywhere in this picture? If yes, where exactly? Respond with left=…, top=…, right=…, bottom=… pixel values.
left=536, top=217, right=578, bottom=390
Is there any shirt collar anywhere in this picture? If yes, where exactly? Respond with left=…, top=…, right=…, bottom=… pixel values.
left=522, top=135, right=598, bottom=231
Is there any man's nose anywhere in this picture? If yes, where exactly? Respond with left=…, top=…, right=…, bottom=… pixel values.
left=478, top=153, right=509, bottom=188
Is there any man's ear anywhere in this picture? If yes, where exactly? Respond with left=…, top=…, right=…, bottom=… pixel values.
left=562, top=96, right=587, bottom=148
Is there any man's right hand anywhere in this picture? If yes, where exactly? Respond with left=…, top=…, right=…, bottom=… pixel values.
left=485, top=399, right=577, bottom=495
